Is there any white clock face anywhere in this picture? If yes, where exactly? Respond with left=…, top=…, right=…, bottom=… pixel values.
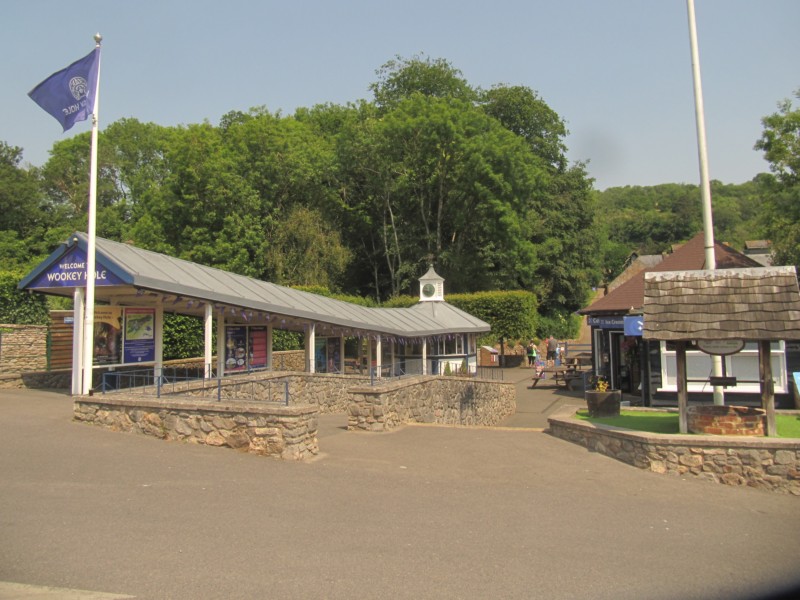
left=422, top=283, right=436, bottom=297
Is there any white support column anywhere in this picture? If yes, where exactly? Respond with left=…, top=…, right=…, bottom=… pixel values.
left=71, top=287, right=85, bottom=396
left=422, top=338, right=427, bottom=375
left=267, top=323, right=274, bottom=371
left=366, top=338, right=373, bottom=377
left=307, top=323, right=316, bottom=373
left=376, top=336, right=382, bottom=378
left=390, top=339, right=396, bottom=376
left=204, top=303, right=213, bottom=378
left=154, top=302, right=164, bottom=379
left=216, top=313, right=226, bottom=376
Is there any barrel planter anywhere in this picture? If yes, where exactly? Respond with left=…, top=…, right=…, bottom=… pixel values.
left=585, top=390, right=621, bottom=418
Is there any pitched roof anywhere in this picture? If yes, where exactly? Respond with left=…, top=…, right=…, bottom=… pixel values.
left=642, top=266, right=800, bottom=341
left=580, top=233, right=763, bottom=315
left=19, top=233, right=490, bottom=338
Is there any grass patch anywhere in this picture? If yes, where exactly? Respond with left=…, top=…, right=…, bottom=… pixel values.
left=575, top=409, right=800, bottom=438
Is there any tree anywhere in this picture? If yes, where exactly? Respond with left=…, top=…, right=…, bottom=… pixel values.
left=481, top=85, right=569, bottom=172
left=754, top=90, right=800, bottom=269
left=370, top=54, right=476, bottom=111
left=0, top=142, right=49, bottom=269
left=376, top=95, right=543, bottom=295
left=265, top=205, right=351, bottom=288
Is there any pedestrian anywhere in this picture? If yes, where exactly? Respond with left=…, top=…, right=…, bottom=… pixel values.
left=546, top=336, right=557, bottom=361
left=527, top=340, right=538, bottom=367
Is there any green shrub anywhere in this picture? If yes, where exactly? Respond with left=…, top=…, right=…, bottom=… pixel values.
left=0, top=270, right=49, bottom=325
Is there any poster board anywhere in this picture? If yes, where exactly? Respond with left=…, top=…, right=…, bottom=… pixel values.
left=123, top=307, right=155, bottom=364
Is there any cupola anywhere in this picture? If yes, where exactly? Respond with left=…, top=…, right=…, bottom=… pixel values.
left=418, top=266, right=444, bottom=302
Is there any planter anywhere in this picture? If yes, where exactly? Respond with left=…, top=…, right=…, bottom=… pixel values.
left=585, top=390, right=621, bottom=418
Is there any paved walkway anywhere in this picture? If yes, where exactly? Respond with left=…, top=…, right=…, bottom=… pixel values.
left=1, top=383, right=799, bottom=600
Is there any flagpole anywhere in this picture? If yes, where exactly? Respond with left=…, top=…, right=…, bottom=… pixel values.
left=81, top=33, right=102, bottom=395
left=686, top=1, right=724, bottom=405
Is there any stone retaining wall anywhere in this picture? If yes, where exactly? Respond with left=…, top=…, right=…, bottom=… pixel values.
left=0, top=324, right=48, bottom=373
left=160, top=371, right=372, bottom=414
left=74, top=395, right=318, bottom=460
left=348, top=376, right=516, bottom=431
left=548, top=409, right=800, bottom=495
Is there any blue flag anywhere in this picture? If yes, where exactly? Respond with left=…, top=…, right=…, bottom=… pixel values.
left=28, top=48, right=100, bottom=132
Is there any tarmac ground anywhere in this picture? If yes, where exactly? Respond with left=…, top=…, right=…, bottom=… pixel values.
left=1, top=369, right=800, bottom=600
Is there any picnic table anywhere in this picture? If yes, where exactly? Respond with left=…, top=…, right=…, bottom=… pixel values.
left=529, top=364, right=588, bottom=390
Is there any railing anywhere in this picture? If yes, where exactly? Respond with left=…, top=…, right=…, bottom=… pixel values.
left=99, top=367, right=290, bottom=405
left=365, top=359, right=504, bottom=384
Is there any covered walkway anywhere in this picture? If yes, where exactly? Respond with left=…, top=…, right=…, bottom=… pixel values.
left=19, top=233, right=490, bottom=394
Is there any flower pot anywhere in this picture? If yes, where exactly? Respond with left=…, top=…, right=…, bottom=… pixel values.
left=585, top=390, right=621, bottom=418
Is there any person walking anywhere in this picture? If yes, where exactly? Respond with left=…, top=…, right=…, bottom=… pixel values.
left=527, top=340, right=538, bottom=367
left=546, top=336, right=558, bottom=362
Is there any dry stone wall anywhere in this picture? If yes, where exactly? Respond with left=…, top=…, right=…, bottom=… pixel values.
left=0, top=325, right=48, bottom=373
left=348, top=375, right=516, bottom=431
left=548, top=409, right=800, bottom=495
left=74, top=395, right=318, bottom=460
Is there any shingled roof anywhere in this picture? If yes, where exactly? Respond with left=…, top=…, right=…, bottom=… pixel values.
left=642, top=266, right=800, bottom=341
left=580, top=233, right=763, bottom=315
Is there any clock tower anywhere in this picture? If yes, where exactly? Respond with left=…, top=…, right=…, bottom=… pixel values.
left=418, top=266, right=444, bottom=302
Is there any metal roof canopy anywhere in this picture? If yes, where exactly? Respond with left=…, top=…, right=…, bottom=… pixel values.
left=19, top=232, right=490, bottom=339
left=642, top=266, right=800, bottom=435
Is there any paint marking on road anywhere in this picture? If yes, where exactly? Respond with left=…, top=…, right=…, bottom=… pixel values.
left=0, top=581, right=134, bottom=599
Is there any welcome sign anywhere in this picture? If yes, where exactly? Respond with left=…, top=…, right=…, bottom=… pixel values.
left=27, top=246, right=124, bottom=289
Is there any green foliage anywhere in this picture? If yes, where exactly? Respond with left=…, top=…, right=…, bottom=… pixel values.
left=536, top=311, right=580, bottom=341
left=6, top=54, right=785, bottom=323
left=754, top=90, right=800, bottom=270
left=272, top=330, right=302, bottom=351
left=593, top=178, right=770, bottom=282
left=370, top=54, right=476, bottom=110
left=449, top=290, right=538, bottom=344
left=0, top=270, right=49, bottom=325
left=162, top=314, right=205, bottom=360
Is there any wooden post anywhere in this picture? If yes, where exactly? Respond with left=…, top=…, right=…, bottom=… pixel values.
left=759, top=340, right=777, bottom=436
left=676, top=341, right=688, bottom=434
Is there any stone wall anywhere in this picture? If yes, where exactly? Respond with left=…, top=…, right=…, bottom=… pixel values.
left=348, top=375, right=516, bottom=431
left=160, top=371, right=372, bottom=414
left=0, top=324, right=48, bottom=373
left=548, top=409, right=800, bottom=495
left=74, top=395, right=318, bottom=460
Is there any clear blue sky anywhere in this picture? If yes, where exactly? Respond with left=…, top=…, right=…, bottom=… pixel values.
left=3, top=0, right=798, bottom=190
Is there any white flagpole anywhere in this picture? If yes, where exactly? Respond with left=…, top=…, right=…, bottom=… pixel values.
left=81, top=33, right=102, bottom=395
left=686, top=2, right=724, bottom=405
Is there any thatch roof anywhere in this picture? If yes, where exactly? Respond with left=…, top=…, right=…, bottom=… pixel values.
left=642, top=266, right=800, bottom=341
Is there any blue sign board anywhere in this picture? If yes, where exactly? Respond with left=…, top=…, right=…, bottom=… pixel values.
left=624, top=315, right=644, bottom=336
left=27, top=246, right=123, bottom=288
left=587, top=316, right=624, bottom=329
left=123, top=308, right=155, bottom=364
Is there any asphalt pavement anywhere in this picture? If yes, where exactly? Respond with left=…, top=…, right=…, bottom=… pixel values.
left=1, top=373, right=800, bottom=600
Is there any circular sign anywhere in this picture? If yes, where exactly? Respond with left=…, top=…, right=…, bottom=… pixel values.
left=696, top=339, right=745, bottom=356
left=422, top=283, right=436, bottom=297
